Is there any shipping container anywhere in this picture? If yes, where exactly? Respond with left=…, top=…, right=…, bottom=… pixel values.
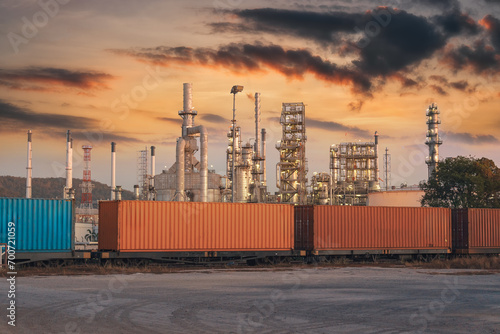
left=452, top=208, right=500, bottom=254
left=0, top=198, right=74, bottom=252
left=99, top=201, right=294, bottom=253
left=296, top=206, right=451, bottom=255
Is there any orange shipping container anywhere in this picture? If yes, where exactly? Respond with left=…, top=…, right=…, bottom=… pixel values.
left=453, top=208, right=500, bottom=254
left=99, top=201, right=294, bottom=252
left=307, top=206, right=451, bottom=254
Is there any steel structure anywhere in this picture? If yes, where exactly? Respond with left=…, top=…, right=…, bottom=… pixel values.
left=311, top=172, right=330, bottom=205
left=79, top=145, right=95, bottom=224
left=330, top=132, right=380, bottom=206
left=26, top=130, right=32, bottom=199
left=137, top=148, right=148, bottom=200
left=383, top=147, right=391, bottom=191
left=426, top=103, right=442, bottom=179
left=276, top=102, right=307, bottom=204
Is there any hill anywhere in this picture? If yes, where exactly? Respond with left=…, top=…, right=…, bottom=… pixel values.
left=0, top=176, right=135, bottom=204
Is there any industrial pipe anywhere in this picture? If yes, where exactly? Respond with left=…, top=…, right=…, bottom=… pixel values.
left=187, top=125, right=208, bottom=202
left=261, top=128, right=266, bottom=186
left=26, top=130, right=32, bottom=199
left=150, top=146, right=156, bottom=200
left=374, top=131, right=379, bottom=182
left=111, top=142, right=116, bottom=200
left=254, top=93, right=261, bottom=158
left=64, top=130, right=72, bottom=199
left=175, top=137, right=186, bottom=201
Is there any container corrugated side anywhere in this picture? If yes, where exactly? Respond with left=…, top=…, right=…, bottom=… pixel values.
left=100, top=201, right=294, bottom=252
left=468, top=208, right=500, bottom=251
left=294, top=205, right=314, bottom=250
left=98, top=201, right=119, bottom=251
left=313, top=206, right=451, bottom=251
left=0, top=198, right=73, bottom=252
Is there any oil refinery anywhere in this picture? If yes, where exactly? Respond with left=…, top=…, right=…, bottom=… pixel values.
left=18, top=85, right=447, bottom=213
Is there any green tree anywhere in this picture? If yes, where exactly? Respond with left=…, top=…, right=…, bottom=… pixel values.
left=420, top=156, right=500, bottom=208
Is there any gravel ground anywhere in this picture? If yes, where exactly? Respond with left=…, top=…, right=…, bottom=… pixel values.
left=0, top=267, right=499, bottom=334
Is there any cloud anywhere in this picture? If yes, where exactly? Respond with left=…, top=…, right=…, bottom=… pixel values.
left=347, top=100, right=364, bottom=112
left=0, top=67, right=115, bottom=94
left=429, top=75, right=469, bottom=91
left=199, top=113, right=228, bottom=123
left=445, top=131, right=499, bottom=144
left=0, top=100, right=97, bottom=130
left=307, top=118, right=372, bottom=137
left=433, top=9, right=479, bottom=36
left=430, top=85, right=448, bottom=96
left=157, top=117, right=180, bottom=123
left=109, top=43, right=373, bottom=95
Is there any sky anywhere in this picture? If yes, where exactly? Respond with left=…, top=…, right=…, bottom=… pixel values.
left=1, top=0, right=500, bottom=195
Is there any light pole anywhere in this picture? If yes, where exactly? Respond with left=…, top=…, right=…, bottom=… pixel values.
left=230, top=85, right=243, bottom=203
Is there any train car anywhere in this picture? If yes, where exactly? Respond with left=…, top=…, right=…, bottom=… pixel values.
left=0, top=198, right=79, bottom=264
left=452, top=208, right=500, bottom=254
left=98, top=201, right=296, bottom=264
left=295, top=205, right=452, bottom=258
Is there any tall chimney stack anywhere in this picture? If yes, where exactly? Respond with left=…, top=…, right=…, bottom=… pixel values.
left=26, top=130, right=32, bottom=199
left=111, top=142, right=116, bottom=200
left=64, top=130, right=72, bottom=199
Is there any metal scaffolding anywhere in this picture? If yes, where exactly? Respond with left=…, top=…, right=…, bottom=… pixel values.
left=311, top=172, right=330, bottom=205
left=137, top=148, right=148, bottom=200
left=330, top=133, right=380, bottom=205
left=425, top=103, right=442, bottom=179
left=276, top=102, right=307, bottom=204
left=79, top=145, right=95, bottom=224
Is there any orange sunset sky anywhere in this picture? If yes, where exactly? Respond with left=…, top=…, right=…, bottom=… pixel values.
left=1, top=0, right=500, bottom=193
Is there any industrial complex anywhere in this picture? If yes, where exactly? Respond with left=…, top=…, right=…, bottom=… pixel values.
left=21, top=84, right=445, bottom=226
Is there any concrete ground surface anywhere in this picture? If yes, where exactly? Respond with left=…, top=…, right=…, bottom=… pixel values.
left=0, top=267, right=499, bottom=334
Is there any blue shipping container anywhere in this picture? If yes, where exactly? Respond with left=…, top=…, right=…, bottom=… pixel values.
left=0, top=198, right=74, bottom=252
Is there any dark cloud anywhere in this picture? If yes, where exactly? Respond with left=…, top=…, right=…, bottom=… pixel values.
left=307, top=118, right=371, bottom=138
left=353, top=8, right=446, bottom=76
left=442, top=41, right=500, bottom=73
left=211, top=8, right=364, bottom=42
left=110, top=43, right=373, bottom=95
left=446, top=132, right=499, bottom=144
left=0, top=67, right=114, bottom=93
left=449, top=80, right=469, bottom=90
left=429, top=75, right=469, bottom=91
left=0, top=100, right=96, bottom=130
left=207, top=6, right=494, bottom=79
left=70, top=131, right=142, bottom=143
left=347, top=100, right=364, bottom=112
left=157, top=117, right=180, bottom=123
left=430, top=85, right=448, bottom=96
left=433, top=10, right=479, bottom=37
left=0, top=100, right=142, bottom=143
left=199, top=113, right=228, bottom=123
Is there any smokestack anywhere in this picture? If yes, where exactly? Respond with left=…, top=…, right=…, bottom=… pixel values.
left=134, top=185, right=140, bottom=200
left=116, top=186, right=122, bottom=201
left=26, top=130, right=32, bottom=199
left=254, top=93, right=261, bottom=158
left=150, top=146, right=156, bottom=182
left=374, top=131, right=379, bottom=182
left=261, top=128, right=266, bottom=186
left=111, top=142, right=116, bottom=200
left=64, top=130, right=72, bottom=199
